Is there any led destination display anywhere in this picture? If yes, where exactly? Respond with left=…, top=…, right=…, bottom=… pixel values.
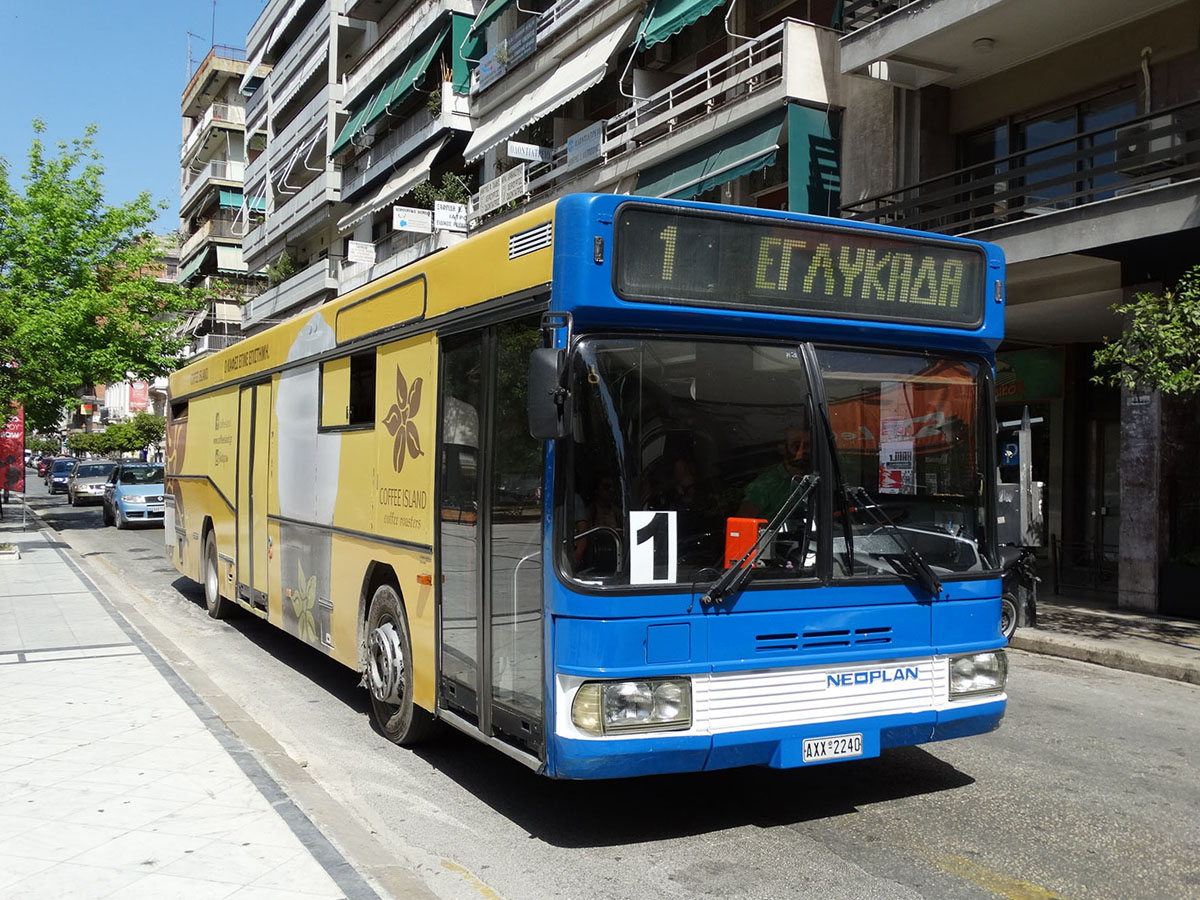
left=614, top=206, right=987, bottom=328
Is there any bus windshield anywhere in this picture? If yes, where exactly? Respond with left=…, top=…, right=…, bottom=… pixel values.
left=562, top=338, right=992, bottom=588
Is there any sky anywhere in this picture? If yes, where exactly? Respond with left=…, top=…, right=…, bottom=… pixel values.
left=0, top=0, right=269, bottom=231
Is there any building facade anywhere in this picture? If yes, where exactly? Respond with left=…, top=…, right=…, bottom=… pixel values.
left=228, top=0, right=1200, bottom=614
left=178, top=44, right=271, bottom=357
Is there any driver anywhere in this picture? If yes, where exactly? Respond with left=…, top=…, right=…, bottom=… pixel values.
left=739, top=424, right=812, bottom=521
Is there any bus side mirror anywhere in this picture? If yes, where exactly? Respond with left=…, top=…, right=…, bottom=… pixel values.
left=528, top=347, right=570, bottom=440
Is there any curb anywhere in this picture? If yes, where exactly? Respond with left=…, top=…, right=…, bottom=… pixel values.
left=1010, top=630, right=1200, bottom=687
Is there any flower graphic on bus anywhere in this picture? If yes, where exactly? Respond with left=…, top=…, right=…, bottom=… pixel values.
left=383, top=366, right=423, bottom=473
left=289, top=560, right=319, bottom=644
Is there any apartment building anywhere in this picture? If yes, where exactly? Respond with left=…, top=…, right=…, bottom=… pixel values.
left=178, top=44, right=270, bottom=356
left=231, top=0, right=1200, bottom=613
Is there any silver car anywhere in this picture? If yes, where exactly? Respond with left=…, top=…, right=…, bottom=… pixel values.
left=67, top=460, right=116, bottom=506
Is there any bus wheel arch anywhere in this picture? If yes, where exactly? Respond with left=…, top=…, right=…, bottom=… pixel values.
left=201, top=518, right=231, bottom=620
left=362, top=572, right=438, bottom=746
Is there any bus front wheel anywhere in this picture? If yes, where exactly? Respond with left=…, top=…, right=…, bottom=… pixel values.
left=203, top=531, right=231, bottom=620
left=365, top=584, right=437, bottom=746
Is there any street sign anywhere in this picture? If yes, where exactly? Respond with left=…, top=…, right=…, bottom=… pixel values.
left=507, top=141, right=553, bottom=163
left=347, top=240, right=376, bottom=265
left=393, top=206, right=433, bottom=234
left=434, top=201, right=468, bottom=232
left=566, top=121, right=604, bottom=171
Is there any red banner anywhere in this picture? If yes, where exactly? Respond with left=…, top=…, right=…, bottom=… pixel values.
left=0, top=406, right=24, bottom=493
left=130, top=381, right=149, bottom=411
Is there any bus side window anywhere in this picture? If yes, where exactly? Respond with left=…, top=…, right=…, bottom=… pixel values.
left=320, top=357, right=351, bottom=428
left=348, top=351, right=376, bottom=425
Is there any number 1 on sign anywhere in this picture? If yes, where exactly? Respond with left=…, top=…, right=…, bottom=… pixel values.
left=630, top=510, right=677, bottom=584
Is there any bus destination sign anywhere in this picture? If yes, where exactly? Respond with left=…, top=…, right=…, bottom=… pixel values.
left=614, top=207, right=987, bottom=328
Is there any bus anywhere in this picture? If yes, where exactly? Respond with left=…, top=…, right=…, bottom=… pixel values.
left=165, top=193, right=1008, bottom=779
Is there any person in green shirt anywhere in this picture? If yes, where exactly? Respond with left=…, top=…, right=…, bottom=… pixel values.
left=739, top=425, right=812, bottom=521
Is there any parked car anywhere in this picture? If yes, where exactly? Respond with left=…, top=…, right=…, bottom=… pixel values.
left=48, top=458, right=79, bottom=494
left=68, top=459, right=117, bottom=506
left=102, top=461, right=166, bottom=528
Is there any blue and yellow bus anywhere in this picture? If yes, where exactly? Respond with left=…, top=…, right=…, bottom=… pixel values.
left=167, top=193, right=1007, bottom=779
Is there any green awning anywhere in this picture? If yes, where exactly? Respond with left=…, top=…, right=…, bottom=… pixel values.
left=363, top=25, right=450, bottom=130
left=218, top=189, right=243, bottom=209
left=331, top=99, right=376, bottom=156
left=638, top=0, right=727, bottom=48
left=635, top=109, right=785, bottom=200
left=468, top=0, right=517, bottom=37
left=247, top=195, right=267, bottom=213
left=177, top=247, right=210, bottom=285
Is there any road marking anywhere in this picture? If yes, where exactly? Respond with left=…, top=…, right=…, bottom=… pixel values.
left=441, top=860, right=507, bottom=900
left=930, top=852, right=1068, bottom=900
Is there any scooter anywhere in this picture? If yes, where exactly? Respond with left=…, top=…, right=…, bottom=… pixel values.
left=999, top=544, right=1038, bottom=640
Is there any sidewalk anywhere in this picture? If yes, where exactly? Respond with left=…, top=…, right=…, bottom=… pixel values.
left=1010, top=592, right=1200, bottom=686
left=0, top=505, right=382, bottom=900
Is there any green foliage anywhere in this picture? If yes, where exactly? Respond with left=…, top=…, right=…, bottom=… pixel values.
left=1094, top=266, right=1200, bottom=395
left=0, top=120, right=206, bottom=430
left=127, top=412, right=165, bottom=449
left=411, top=172, right=473, bottom=209
left=25, top=435, right=59, bottom=455
left=267, top=250, right=296, bottom=286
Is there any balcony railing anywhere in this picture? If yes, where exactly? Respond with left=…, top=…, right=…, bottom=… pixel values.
left=181, top=103, right=247, bottom=161
left=501, top=23, right=786, bottom=209
left=179, top=217, right=246, bottom=260
left=181, top=159, right=246, bottom=213
left=842, top=100, right=1200, bottom=236
left=242, top=257, right=338, bottom=328
left=184, top=333, right=244, bottom=358
left=338, top=229, right=462, bottom=293
left=342, top=0, right=442, bottom=106
left=836, top=0, right=919, bottom=34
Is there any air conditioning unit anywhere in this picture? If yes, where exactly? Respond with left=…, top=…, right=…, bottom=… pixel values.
left=1115, top=114, right=1184, bottom=175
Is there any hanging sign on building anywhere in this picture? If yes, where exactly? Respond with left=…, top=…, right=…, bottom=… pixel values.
left=507, top=141, right=553, bottom=164
left=347, top=240, right=376, bottom=265
left=393, top=206, right=433, bottom=234
left=475, top=164, right=527, bottom=217
left=130, top=381, right=149, bottom=412
left=566, top=121, right=604, bottom=171
left=434, top=201, right=468, bottom=232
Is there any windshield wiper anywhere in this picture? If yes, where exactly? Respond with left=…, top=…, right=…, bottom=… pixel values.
left=848, top=486, right=943, bottom=598
left=701, top=474, right=818, bottom=605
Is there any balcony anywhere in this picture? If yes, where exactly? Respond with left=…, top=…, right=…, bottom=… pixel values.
left=338, top=228, right=463, bottom=293
left=242, top=257, right=339, bottom=330
left=342, top=0, right=471, bottom=109
left=841, top=100, right=1200, bottom=262
left=341, top=84, right=469, bottom=201
left=184, top=333, right=245, bottom=359
left=179, top=217, right=248, bottom=262
left=271, top=7, right=332, bottom=116
left=181, top=104, right=247, bottom=163
left=269, top=85, right=333, bottom=173
left=242, top=169, right=339, bottom=270
left=181, top=159, right=246, bottom=216
left=838, top=0, right=1190, bottom=90
left=477, top=20, right=841, bottom=220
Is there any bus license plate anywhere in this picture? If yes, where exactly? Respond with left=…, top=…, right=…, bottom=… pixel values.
left=802, top=733, right=863, bottom=762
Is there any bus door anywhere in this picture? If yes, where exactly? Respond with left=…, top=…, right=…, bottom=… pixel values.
left=438, top=317, right=545, bottom=757
left=237, top=380, right=272, bottom=610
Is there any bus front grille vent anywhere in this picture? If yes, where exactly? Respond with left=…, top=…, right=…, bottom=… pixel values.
left=509, top=222, right=552, bottom=259
left=751, top=626, right=894, bottom=651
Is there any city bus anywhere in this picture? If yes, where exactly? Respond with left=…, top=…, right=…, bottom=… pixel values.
left=165, top=193, right=1008, bottom=779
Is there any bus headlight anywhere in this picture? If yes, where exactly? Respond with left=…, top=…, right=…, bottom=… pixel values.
left=571, top=678, right=692, bottom=735
left=949, top=651, right=1007, bottom=698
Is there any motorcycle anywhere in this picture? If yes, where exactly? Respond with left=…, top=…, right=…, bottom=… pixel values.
left=999, top=544, right=1039, bottom=640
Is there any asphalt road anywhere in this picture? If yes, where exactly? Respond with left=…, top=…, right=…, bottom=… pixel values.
left=23, top=487, right=1200, bottom=900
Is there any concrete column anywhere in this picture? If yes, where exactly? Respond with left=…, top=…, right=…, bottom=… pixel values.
left=1118, top=387, right=1162, bottom=611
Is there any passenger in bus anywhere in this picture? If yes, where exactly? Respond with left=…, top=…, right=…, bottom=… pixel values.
left=739, top=424, right=813, bottom=521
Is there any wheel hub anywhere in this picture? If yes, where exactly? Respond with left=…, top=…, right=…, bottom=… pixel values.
left=367, top=622, right=405, bottom=705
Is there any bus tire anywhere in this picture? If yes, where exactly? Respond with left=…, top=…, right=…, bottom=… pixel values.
left=203, top=531, right=231, bottom=620
left=1000, top=592, right=1018, bottom=641
left=365, top=584, right=437, bottom=746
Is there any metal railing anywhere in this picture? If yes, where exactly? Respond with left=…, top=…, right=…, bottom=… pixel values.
left=342, top=0, right=441, bottom=105
left=1051, top=534, right=1118, bottom=597
left=185, top=333, right=244, bottom=358
left=179, top=217, right=246, bottom=260
left=181, top=159, right=246, bottom=213
left=511, top=24, right=786, bottom=205
left=837, top=0, right=919, bottom=33
left=843, top=100, right=1200, bottom=236
left=181, top=104, right=247, bottom=161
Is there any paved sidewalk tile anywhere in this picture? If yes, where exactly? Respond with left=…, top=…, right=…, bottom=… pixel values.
left=0, top=529, right=369, bottom=900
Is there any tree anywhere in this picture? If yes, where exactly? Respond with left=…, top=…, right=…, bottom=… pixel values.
left=1094, top=266, right=1200, bottom=395
left=0, top=120, right=207, bottom=430
left=126, top=412, right=165, bottom=451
